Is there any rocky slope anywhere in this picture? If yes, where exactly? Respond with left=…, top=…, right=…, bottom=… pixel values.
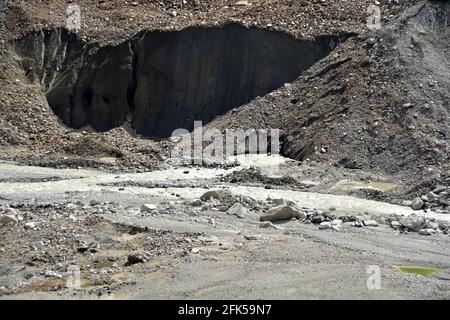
left=0, top=0, right=448, bottom=197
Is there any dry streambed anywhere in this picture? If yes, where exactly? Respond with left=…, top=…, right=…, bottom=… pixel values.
left=0, top=156, right=449, bottom=299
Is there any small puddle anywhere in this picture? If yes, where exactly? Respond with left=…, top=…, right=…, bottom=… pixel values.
left=334, top=180, right=397, bottom=192
left=396, top=266, right=440, bottom=277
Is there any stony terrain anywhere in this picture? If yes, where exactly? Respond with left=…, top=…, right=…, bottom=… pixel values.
left=0, top=0, right=449, bottom=300
left=0, top=0, right=448, bottom=199
left=0, top=156, right=449, bottom=299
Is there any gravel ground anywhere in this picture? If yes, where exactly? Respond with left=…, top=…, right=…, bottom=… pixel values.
left=0, top=156, right=449, bottom=299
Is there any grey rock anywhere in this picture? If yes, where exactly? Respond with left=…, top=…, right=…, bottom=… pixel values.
left=0, top=214, right=18, bottom=225
left=432, top=186, right=448, bottom=194
left=391, top=221, right=402, bottom=229
left=363, top=220, right=379, bottom=227
left=140, top=204, right=158, bottom=213
left=268, top=198, right=296, bottom=207
left=426, top=221, right=439, bottom=230
left=127, top=253, right=150, bottom=265
left=227, top=203, right=248, bottom=218
left=418, top=229, right=435, bottom=236
left=411, top=197, right=424, bottom=210
left=311, top=214, right=325, bottom=224
left=260, top=205, right=306, bottom=222
left=353, top=221, right=364, bottom=228
left=198, top=235, right=219, bottom=243
left=259, top=221, right=276, bottom=229
left=24, top=221, right=38, bottom=229
left=244, top=235, right=262, bottom=241
left=399, top=214, right=426, bottom=232
left=319, top=222, right=332, bottom=230
left=200, top=190, right=223, bottom=201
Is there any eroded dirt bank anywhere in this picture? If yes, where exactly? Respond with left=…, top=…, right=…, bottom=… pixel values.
left=0, top=0, right=449, bottom=301
left=12, top=26, right=344, bottom=137
left=0, top=1, right=448, bottom=203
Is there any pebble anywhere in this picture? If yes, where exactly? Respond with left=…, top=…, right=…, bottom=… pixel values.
left=140, top=204, right=158, bottom=213
left=198, top=235, right=219, bottom=243
left=127, top=254, right=150, bottom=265
left=319, top=222, right=332, bottom=230
left=426, top=221, right=439, bottom=230
left=311, top=214, right=325, bottom=224
left=391, top=221, right=402, bottom=229
left=363, top=220, right=379, bottom=227
left=227, top=203, right=248, bottom=218
left=0, top=214, right=18, bottom=225
left=24, top=221, right=38, bottom=229
left=411, top=197, right=424, bottom=210
left=260, top=205, right=306, bottom=222
left=244, top=235, right=262, bottom=241
left=259, top=221, right=276, bottom=229
left=44, top=270, right=62, bottom=279
left=418, top=229, right=435, bottom=236
left=331, top=219, right=342, bottom=231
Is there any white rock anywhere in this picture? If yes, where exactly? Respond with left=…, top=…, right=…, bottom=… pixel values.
left=260, top=205, right=306, bottom=222
left=319, top=222, right=332, bottom=230
left=418, top=229, right=435, bottom=236
left=24, top=222, right=38, bottom=229
left=391, top=221, right=402, bottom=229
left=44, top=270, right=62, bottom=279
left=330, top=219, right=342, bottom=231
left=227, top=203, right=248, bottom=218
left=267, top=198, right=296, bottom=206
left=235, top=0, right=250, bottom=6
left=140, top=204, right=158, bottom=213
left=363, top=220, right=379, bottom=227
left=332, top=219, right=343, bottom=226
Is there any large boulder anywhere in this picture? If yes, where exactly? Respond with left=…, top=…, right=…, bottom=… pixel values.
left=399, top=214, right=427, bottom=232
left=0, top=214, right=18, bottom=225
left=411, top=197, right=424, bottom=210
left=260, top=205, right=306, bottom=222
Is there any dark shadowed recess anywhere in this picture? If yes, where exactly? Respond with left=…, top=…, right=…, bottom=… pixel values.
left=12, top=24, right=349, bottom=138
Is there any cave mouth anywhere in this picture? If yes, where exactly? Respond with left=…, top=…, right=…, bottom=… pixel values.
left=12, top=24, right=346, bottom=138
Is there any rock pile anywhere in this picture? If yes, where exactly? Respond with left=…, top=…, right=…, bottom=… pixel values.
left=408, top=186, right=450, bottom=214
